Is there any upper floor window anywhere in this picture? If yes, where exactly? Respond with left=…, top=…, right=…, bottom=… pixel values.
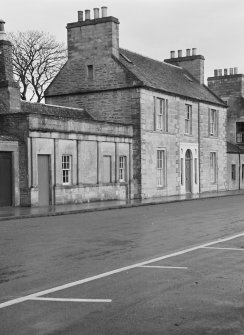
left=154, top=97, right=168, bottom=132
left=236, top=122, right=244, bottom=143
left=87, top=65, right=94, bottom=80
left=157, top=149, right=166, bottom=187
left=62, top=155, right=71, bottom=185
left=185, top=104, right=192, bottom=135
left=209, top=109, right=218, bottom=136
left=119, top=156, right=127, bottom=182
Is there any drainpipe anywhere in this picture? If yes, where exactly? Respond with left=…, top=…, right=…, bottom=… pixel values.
left=239, top=153, right=241, bottom=190
left=198, top=103, right=201, bottom=193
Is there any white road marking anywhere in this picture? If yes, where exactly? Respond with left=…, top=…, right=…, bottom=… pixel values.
left=138, top=265, right=188, bottom=269
left=202, top=246, right=244, bottom=251
left=1, top=231, right=244, bottom=309
left=29, top=297, right=112, bottom=303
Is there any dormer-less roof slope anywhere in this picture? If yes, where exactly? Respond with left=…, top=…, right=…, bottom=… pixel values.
left=119, top=48, right=226, bottom=107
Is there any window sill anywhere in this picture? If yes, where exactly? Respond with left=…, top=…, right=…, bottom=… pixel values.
left=184, top=133, right=193, bottom=137
left=157, top=186, right=166, bottom=190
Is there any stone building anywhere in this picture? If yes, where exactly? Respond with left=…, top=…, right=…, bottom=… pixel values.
left=208, top=68, right=244, bottom=190
left=0, top=19, right=133, bottom=207
left=45, top=7, right=228, bottom=200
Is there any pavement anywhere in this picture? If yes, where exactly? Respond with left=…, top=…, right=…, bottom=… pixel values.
left=1, top=189, right=244, bottom=221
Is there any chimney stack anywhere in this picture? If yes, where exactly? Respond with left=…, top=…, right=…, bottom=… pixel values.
left=164, top=47, right=205, bottom=84
left=78, top=11, right=83, bottom=22
left=229, top=68, right=234, bottom=75
left=93, top=8, right=99, bottom=19
left=224, top=68, right=228, bottom=76
left=85, top=10, right=91, bottom=20
left=214, top=69, right=218, bottom=76
left=218, top=69, right=222, bottom=76
left=234, top=67, right=238, bottom=75
left=101, top=6, right=108, bottom=17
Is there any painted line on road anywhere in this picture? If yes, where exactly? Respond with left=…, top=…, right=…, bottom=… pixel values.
left=138, top=265, right=188, bottom=269
left=202, top=246, right=244, bottom=251
left=29, top=297, right=112, bottom=303
left=1, top=231, right=244, bottom=309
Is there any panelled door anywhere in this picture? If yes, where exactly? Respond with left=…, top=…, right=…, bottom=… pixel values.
left=185, top=149, right=192, bottom=193
left=38, top=155, right=51, bottom=206
left=0, top=152, right=12, bottom=206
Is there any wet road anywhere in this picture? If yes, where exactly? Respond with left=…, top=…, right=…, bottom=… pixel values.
left=1, top=196, right=244, bottom=334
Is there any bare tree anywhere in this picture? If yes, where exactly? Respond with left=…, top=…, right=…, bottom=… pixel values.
left=8, top=31, right=67, bottom=102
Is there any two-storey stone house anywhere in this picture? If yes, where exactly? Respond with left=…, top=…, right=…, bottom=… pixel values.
left=45, top=8, right=228, bottom=199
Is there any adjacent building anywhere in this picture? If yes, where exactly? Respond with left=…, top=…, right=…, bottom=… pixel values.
left=208, top=68, right=244, bottom=190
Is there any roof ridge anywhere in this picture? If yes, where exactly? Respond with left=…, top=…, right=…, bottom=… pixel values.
left=120, top=47, right=181, bottom=69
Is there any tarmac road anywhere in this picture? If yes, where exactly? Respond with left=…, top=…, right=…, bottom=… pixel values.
left=1, top=195, right=244, bottom=334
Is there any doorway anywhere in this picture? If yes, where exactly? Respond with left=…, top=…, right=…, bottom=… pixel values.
left=185, top=149, right=192, bottom=193
left=0, top=152, right=12, bottom=206
left=38, top=155, right=51, bottom=206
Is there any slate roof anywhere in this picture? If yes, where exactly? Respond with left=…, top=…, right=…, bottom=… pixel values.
left=227, top=141, right=244, bottom=154
left=20, top=101, right=93, bottom=120
left=119, top=48, right=226, bottom=107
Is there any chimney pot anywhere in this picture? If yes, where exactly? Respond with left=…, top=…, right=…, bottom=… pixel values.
left=93, top=8, right=99, bottom=19
left=101, top=6, right=108, bottom=17
left=224, top=68, right=228, bottom=76
left=85, top=10, right=91, bottom=20
left=0, top=19, right=5, bottom=32
left=234, top=67, right=238, bottom=74
left=192, top=48, right=197, bottom=56
left=178, top=50, right=182, bottom=58
left=186, top=48, right=191, bottom=57
left=170, top=51, right=175, bottom=58
left=214, top=69, right=218, bottom=76
left=229, top=68, right=234, bottom=75
left=78, top=11, right=83, bottom=22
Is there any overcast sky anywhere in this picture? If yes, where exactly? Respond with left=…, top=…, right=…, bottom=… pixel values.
left=2, top=0, right=244, bottom=82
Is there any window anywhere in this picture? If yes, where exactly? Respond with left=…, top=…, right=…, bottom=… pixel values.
left=103, top=155, right=112, bottom=183
left=87, top=65, right=94, bottom=80
left=185, top=105, right=192, bottom=135
left=209, top=109, right=218, bottom=136
left=194, top=158, right=198, bottom=184
left=236, top=123, right=244, bottom=143
left=62, top=155, right=71, bottom=185
left=210, top=152, right=217, bottom=183
left=119, top=156, right=127, bottom=182
left=180, top=158, right=184, bottom=185
left=157, top=150, right=166, bottom=187
left=242, top=164, right=244, bottom=180
left=231, top=164, right=236, bottom=181
left=155, top=98, right=168, bottom=131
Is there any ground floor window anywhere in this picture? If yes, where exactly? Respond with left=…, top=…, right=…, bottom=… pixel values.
left=157, top=149, right=166, bottom=187
left=210, top=152, right=217, bottom=183
left=119, top=156, right=127, bottom=182
left=231, top=164, right=236, bottom=181
left=62, top=155, right=71, bottom=185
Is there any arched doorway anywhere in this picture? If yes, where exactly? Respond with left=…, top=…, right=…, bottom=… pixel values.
left=185, top=149, right=192, bottom=193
